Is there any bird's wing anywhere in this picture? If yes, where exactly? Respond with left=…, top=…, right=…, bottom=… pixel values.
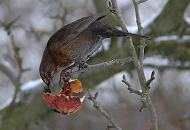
left=47, top=12, right=107, bottom=50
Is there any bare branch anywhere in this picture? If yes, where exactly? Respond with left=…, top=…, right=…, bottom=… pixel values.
left=132, top=0, right=146, bottom=65
left=70, top=57, right=133, bottom=75
left=88, top=90, right=122, bottom=130
left=147, top=96, right=158, bottom=130
left=146, top=70, right=155, bottom=87
left=0, top=19, right=32, bottom=107
left=10, top=35, right=22, bottom=73
left=136, top=0, right=149, bottom=4
left=122, top=74, right=142, bottom=95
left=139, top=96, right=147, bottom=112
left=0, top=16, right=20, bottom=35
left=109, top=0, right=158, bottom=130
left=110, top=0, right=146, bottom=91
left=109, top=0, right=128, bottom=32
left=89, top=57, right=133, bottom=69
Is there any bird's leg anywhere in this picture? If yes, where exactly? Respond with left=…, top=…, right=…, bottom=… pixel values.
left=78, top=60, right=89, bottom=70
left=46, top=86, right=52, bottom=93
left=59, top=71, right=74, bottom=96
left=58, top=61, right=76, bottom=86
left=59, top=71, right=71, bottom=86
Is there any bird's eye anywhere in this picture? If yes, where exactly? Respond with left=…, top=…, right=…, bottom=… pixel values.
left=44, top=74, right=48, bottom=78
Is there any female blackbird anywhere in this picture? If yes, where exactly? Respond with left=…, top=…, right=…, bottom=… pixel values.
left=39, top=12, right=148, bottom=87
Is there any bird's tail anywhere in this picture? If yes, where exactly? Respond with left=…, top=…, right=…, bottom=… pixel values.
left=120, top=31, right=150, bottom=39
left=104, top=26, right=150, bottom=39
left=91, top=21, right=150, bottom=39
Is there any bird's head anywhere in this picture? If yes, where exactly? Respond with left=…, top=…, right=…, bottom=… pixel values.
left=39, top=49, right=56, bottom=87
left=39, top=62, right=55, bottom=87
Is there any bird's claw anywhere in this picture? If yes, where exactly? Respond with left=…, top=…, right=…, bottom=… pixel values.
left=46, top=85, right=52, bottom=93
left=79, top=61, right=88, bottom=70
left=59, top=71, right=71, bottom=86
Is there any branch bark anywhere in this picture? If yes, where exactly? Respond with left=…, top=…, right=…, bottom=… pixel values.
left=88, top=91, right=122, bottom=130
left=71, top=57, right=132, bottom=75
left=150, top=0, right=190, bottom=36
left=83, top=0, right=190, bottom=88
left=110, top=0, right=158, bottom=130
left=132, top=0, right=146, bottom=65
left=122, top=74, right=142, bottom=95
left=110, top=0, right=146, bottom=93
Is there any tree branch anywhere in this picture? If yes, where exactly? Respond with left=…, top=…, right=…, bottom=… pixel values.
left=146, top=70, right=155, bottom=87
left=88, top=57, right=133, bottom=69
left=88, top=91, right=122, bottom=130
left=150, top=0, right=190, bottom=36
left=0, top=20, right=32, bottom=107
left=70, top=57, right=132, bottom=75
left=122, top=74, right=142, bottom=95
left=136, top=0, right=149, bottom=4
left=110, top=0, right=147, bottom=91
left=109, top=0, right=158, bottom=130
left=9, top=33, right=23, bottom=104
left=132, top=0, right=146, bottom=65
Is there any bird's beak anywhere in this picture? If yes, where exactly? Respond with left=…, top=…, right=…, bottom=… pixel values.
left=49, top=80, right=53, bottom=88
left=46, top=85, right=51, bottom=93
left=46, top=79, right=52, bottom=93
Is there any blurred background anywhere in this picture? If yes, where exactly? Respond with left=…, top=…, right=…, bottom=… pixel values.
left=0, top=0, right=190, bottom=130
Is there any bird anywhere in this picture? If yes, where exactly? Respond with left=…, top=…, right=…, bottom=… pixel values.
left=39, top=12, right=149, bottom=88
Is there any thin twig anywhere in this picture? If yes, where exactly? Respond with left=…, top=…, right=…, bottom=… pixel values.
left=9, top=34, right=23, bottom=104
left=147, top=96, right=158, bottom=130
left=136, top=0, right=149, bottom=4
left=89, top=57, right=133, bottom=69
left=88, top=90, right=122, bottom=130
left=122, top=74, right=142, bottom=95
left=110, top=0, right=146, bottom=91
left=70, top=57, right=133, bottom=75
left=0, top=19, right=27, bottom=106
left=132, top=0, right=146, bottom=65
left=146, top=70, right=155, bottom=87
left=109, top=0, right=158, bottom=130
left=139, top=96, right=147, bottom=112
left=0, top=16, right=20, bottom=35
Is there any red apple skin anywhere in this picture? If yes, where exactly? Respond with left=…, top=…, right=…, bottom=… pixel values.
left=43, top=92, right=85, bottom=115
